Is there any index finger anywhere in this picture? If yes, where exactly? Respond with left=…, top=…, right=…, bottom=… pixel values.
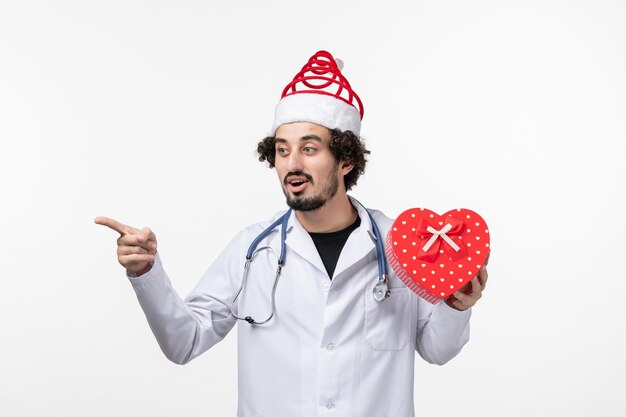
left=94, top=216, right=132, bottom=235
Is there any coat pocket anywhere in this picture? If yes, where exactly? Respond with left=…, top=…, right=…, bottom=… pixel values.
left=365, top=287, right=412, bottom=351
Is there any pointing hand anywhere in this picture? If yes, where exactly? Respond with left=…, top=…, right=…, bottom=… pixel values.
left=95, top=217, right=157, bottom=276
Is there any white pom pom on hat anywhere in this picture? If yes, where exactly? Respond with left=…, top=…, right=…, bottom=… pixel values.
left=271, top=50, right=363, bottom=136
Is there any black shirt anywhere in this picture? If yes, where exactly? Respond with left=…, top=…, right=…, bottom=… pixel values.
left=308, top=216, right=361, bottom=279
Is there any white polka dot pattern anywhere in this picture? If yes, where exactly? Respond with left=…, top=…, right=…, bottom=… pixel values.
left=385, top=208, right=490, bottom=303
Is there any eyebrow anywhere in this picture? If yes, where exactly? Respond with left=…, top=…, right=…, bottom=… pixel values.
left=275, top=134, right=324, bottom=143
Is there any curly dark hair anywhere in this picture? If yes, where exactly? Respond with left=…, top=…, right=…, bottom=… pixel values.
left=256, top=128, right=370, bottom=191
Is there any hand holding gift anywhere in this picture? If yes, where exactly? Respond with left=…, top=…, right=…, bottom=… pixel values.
left=445, top=252, right=489, bottom=311
left=386, top=208, right=491, bottom=309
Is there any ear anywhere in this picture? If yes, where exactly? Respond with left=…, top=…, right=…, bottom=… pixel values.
left=339, top=160, right=354, bottom=176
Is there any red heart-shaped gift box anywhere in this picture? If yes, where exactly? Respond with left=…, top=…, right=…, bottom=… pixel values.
left=385, top=208, right=490, bottom=304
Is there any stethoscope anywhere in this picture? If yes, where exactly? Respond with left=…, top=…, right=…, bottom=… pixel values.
left=230, top=200, right=390, bottom=325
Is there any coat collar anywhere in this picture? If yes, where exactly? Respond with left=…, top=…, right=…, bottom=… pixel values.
left=333, top=196, right=379, bottom=279
left=281, top=196, right=379, bottom=279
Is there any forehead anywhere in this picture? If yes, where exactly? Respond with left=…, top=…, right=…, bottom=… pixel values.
left=274, top=122, right=331, bottom=144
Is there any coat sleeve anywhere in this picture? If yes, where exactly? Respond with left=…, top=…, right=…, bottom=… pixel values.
left=127, top=231, right=247, bottom=365
left=414, top=299, right=471, bottom=365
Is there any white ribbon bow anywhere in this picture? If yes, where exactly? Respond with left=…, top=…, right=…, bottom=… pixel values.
left=421, top=224, right=461, bottom=252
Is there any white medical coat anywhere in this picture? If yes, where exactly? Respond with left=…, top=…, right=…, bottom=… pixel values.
left=129, top=197, right=471, bottom=417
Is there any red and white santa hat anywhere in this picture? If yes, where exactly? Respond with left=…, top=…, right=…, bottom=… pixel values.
left=271, top=50, right=364, bottom=136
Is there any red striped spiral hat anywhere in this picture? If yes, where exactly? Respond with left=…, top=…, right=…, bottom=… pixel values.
left=271, top=50, right=364, bottom=136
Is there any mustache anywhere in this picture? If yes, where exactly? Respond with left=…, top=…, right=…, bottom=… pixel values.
left=284, top=171, right=313, bottom=185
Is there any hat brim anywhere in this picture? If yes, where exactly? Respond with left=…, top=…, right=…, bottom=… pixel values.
left=271, top=93, right=361, bottom=136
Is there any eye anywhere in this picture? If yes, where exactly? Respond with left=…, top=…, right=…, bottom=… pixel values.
left=276, top=146, right=289, bottom=156
left=303, top=146, right=317, bottom=154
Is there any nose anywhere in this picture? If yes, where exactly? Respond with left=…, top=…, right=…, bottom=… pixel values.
left=286, top=150, right=302, bottom=172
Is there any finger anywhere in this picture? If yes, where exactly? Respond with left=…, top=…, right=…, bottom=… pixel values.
left=117, top=234, right=157, bottom=252
left=470, top=276, right=483, bottom=296
left=120, top=253, right=154, bottom=266
left=450, top=290, right=473, bottom=309
left=117, top=245, right=153, bottom=256
left=453, top=289, right=471, bottom=304
left=446, top=294, right=465, bottom=311
left=137, top=227, right=157, bottom=244
left=449, top=297, right=467, bottom=311
left=459, top=279, right=473, bottom=294
left=485, top=249, right=491, bottom=265
left=457, top=282, right=481, bottom=304
left=478, top=266, right=489, bottom=289
left=94, top=217, right=133, bottom=235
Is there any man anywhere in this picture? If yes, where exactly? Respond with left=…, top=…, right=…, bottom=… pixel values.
left=96, top=51, right=487, bottom=417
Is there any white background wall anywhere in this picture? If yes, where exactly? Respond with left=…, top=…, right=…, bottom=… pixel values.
left=1, top=1, right=624, bottom=416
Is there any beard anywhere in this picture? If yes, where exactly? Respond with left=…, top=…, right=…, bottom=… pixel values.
left=283, top=169, right=340, bottom=212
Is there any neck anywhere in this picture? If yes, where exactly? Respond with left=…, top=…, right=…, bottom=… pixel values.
left=295, top=193, right=358, bottom=233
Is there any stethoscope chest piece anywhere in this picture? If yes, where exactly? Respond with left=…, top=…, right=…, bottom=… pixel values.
left=372, top=280, right=390, bottom=302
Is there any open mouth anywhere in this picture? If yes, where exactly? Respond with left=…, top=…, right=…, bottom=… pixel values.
left=285, top=175, right=311, bottom=193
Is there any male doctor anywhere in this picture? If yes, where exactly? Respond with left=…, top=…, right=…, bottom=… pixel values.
left=96, top=51, right=487, bottom=417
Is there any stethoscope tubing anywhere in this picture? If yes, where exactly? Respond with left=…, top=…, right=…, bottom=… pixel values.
left=245, top=210, right=292, bottom=264
left=231, top=201, right=389, bottom=325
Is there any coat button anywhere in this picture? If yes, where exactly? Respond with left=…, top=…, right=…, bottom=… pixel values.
left=322, top=282, right=330, bottom=291
left=326, top=343, right=336, bottom=352
left=325, top=401, right=335, bottom=410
